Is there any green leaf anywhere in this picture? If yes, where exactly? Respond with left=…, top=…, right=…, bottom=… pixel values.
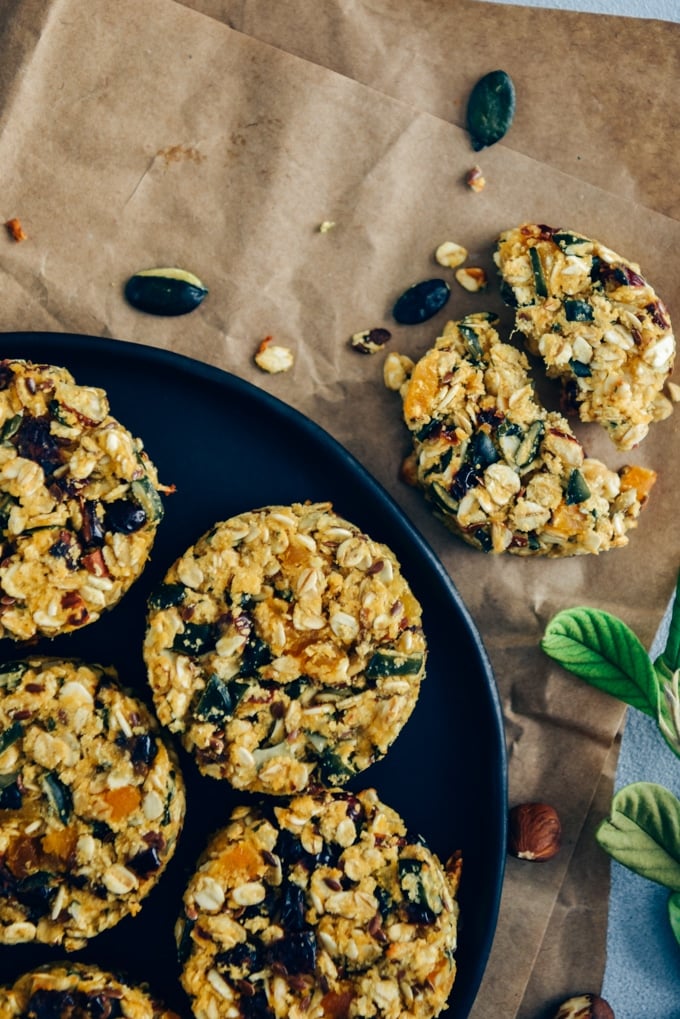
left=596, top=782, right=680, bottom=890
left=668, top=891, right=680, bottom=948
left=541, top=606, right=659, bottom=717
left=655, top=572, right=680, bottom=676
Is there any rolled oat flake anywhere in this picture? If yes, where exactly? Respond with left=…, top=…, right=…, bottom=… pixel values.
left=466, top=69, right=516, bottom=151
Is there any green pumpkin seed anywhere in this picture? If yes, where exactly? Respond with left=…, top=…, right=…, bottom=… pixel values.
left=564, top=299, right=594, bottom=322
left=514, top=420, right=544, bottom=469
left=529, top=247, right=548, bottom=298
left=466, top=70, right=516, bottom=152
left=565, top=468, right=591, bottom=505
left=124, top=267, right=208, bottom=316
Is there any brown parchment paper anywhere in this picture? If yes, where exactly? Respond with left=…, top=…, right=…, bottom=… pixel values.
left=0, top=0, right=678, bottom=1015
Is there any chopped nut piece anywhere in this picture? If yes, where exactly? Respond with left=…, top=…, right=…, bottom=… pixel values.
left=667, top=380, right=680, bottom=403
left=383, top=351, right=414, bottom=392
left=4, top=217, right=27, bottom=242
left=399, top=452, right=419, bottom=487
left=455, top=266, right=488, bottom=292
left=435, top=241, right=468, bottom=269
left=318, top=220, right=336, bottom=233
left=350, top=327, right=392, bottom=354
left=254, top=335, right=295, bottom=374
left=465, top=166, right=486, bottom=192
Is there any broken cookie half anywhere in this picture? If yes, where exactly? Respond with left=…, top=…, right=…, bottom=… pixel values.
left=494, top=223, right=675, bottom=451
left=386, top=313, right=656, bottom=557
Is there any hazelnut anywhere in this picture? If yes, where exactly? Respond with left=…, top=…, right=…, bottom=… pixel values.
left=554, top=993, right=615, bottom=1018
left=508, top=802, right=562, bottom=861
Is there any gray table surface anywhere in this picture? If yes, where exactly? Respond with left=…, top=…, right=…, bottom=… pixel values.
left=479, top=0, right=679, bottom=20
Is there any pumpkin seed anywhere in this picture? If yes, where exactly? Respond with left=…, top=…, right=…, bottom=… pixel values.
left=529, top=247, right=548, bottom=298
left=465, top=70, right=516, bottom=152
left=393, top=279, right=450, bottom=325
left=565, top=468, right=591, bottom=505
left=564, top=299, right=594, bottom=322
left=124, top=267, right=208, bottom=316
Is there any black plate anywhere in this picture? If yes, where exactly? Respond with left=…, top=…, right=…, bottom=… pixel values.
left=0, top=334, right=506, bottom=1017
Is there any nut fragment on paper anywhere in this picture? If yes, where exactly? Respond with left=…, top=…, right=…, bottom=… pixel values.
left=4, top=218, right=27, bottom=242
left=435, top=242, right=468, bottom=269
left=254, top=336, right=294, bottom=374
left=465, top=166, right=486, bottom=192
left=455, top=266, right=488, bottom=292
left=350, top=328, right=391, bottom=354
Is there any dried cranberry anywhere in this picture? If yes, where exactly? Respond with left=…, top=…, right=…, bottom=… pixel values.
left=105, top=499, right=147, bottom=534
left=49, top=532, right=81, bottom=570
left=127, top=846, right=161, bottom=877
left=404, top=901, right=437, bottom=925
left=25, top=990, right=76, bottom=1019
left=450, top=462, right=481, bottom=501
left=240, top=988, right=275, bottom=1019
left=0, top=864, right=17, bottom=896
left=15, top=871, right=57, bottom=918
left=216, top=939, right=264, bottom=973
left=0, top=364, right=14, bottom=390
left=91, top=820, right=115, bottom=843
left=268, top=930, right=317, bottom=975
left=280, top=881, right=306, bottom=931
left=594, top=262, right=647, bottom=289
left=0, top=782, right=22, bottom=809
left=12, top=415, right=64, bottom=477
left=88, top=993, right=123, bottom=1019
left=80, top=499, right=106, bottom=545
left=647, top=301, right=670, bottom=328
left=275, top=829, right=307, bottom=865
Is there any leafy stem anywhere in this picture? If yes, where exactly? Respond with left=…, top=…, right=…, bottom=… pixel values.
left=541, top=569, right=680, bottom=949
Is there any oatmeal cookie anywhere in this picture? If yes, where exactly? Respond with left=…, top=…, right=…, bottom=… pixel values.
left=0, top=962, right=179, bottom=1019
left=494, top=224, right=675, bottom=450
left=0, top=657, right=185, bottom=950
left=143, top=502, right=426, bottom=793
left=393, top=313, right=656, bottom=556
left=176, top=788, right=460, bottom=1019
left=0, top=359, right=167, bottom=641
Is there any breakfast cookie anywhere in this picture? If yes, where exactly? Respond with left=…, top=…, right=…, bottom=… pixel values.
left=0, top=656, right=185, bottom=950
left=494, top=223, right=675, bottom=450
left=0, top=962, right=179, bottom=1019
left=176, top=787, right=460, bottom=1019
left=143, top=502, right=426, bottom=793
left=0, top=359, right=167, bottom=641
left=390, top=313, right=656, bottom=556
